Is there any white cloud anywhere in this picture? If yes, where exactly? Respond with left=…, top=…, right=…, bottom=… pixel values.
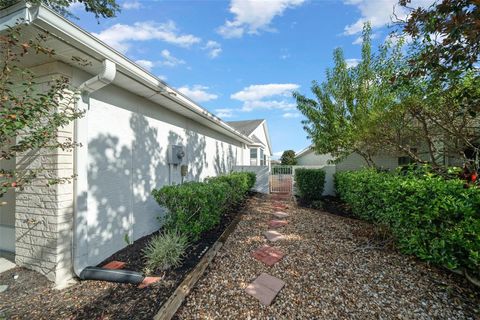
left=122, top=0, right=142, bottom=9
left=93, top=21, right=201, bottom=53
left=203, top=41, right=222, bottom=58
left=178, top=85, right=218, bottom=102
left=343, top=0, right=435, bottom=36
left=345, top=58, right=360, bottom=68
left=231, top=83, right=299, bottom=112
left=231, top=83, right=299, bottom=101
left=158, top=74, right=167, bottom=81
left=135, top=59, right=154, bottom=71
left=159, top=49, right=185, bottom=67
left=273, top=151, right=283, bottom=157
left=217, top=0, right=306, bottom=38
left=240, top=100, right=296, bottom=112
left=215, top=108, right=235, bottom=118
left=282, top=112, right=301, bottom=118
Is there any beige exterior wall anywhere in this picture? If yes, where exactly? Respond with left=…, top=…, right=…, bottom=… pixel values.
left=296, top=148, right=400, bottom=172
left=13, top=78, right=75, bottom=287
left=336, top=152, right=399, bottom=172
left=9, top=60, right=253, bottom=286
left=296, top=150, right=333, bottom=166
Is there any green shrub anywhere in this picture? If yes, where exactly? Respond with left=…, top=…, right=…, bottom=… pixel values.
left=152, top=172, right=255, bottom=240
left=143, top=230, right=189, bottom=273
left=207, top=171, right=255, bottom=205
left=335, top=169, right=480, bottom=277
left=294, top=168, right=326, bottom=202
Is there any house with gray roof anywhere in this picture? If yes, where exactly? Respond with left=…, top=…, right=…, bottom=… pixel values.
left=227, top=120, right=272, bottom=167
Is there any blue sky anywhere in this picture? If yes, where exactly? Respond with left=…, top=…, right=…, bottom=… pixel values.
left=70, top=0, right=432, bottom=158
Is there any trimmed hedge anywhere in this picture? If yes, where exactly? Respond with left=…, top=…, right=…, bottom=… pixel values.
left=152, top=172, right=255, bottom=240
left=335, top=169, right=480, bottom=278
left=294, top=168, right=326, bottom=202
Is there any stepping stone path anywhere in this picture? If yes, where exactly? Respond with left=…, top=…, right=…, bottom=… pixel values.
left=272, top=211, right=289, bottom=218
left=245, top=197, right=291, bottom=305
left=102, top=261, right=126, bottom=270
left=251, top=245, right=285, bottom=266
left=268, top=219, right=288, bottom=228
left=245, top=273, right=286, bottom=306
left=264, top=230, right=285, bottom=242
left=138, top=276, right=161, bottom=289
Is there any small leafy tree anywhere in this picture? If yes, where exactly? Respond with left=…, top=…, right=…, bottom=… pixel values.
left=0, top=24, right=84, bottom=198
left=1, top=0, right=119, bottom=199
left=0, top=0, right=120, bottom=19
left=294, top=24, right=386, bottom=167
left=280, top=150, right=297, bottom=165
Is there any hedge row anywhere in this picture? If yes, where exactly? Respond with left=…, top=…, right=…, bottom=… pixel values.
left=294, top=168, right=326, bottom=202
left=335, top=169, right=480, bottom=278
left=152, top=172, right=255, bottom=240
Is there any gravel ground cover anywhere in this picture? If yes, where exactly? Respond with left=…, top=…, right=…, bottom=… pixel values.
left=175, top=194, right=480, bottom=319
left=0, top=200, right=244, bottom=320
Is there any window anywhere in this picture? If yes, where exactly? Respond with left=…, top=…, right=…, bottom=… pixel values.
left=260, top=148, right=265, bottom=166
left=398, top=148, right=417, bottom=166
left=250, top=148, right=257, bottom=166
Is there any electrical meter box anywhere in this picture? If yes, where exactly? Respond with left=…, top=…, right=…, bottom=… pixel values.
left=167, top=145, right=185, bottom=165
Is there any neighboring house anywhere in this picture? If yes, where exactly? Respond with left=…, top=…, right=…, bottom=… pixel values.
left=295, top=146, right=400, bottom=171
left=0, top=2, right=271, bottom=287
left=227, top=120, right=272, bottom=168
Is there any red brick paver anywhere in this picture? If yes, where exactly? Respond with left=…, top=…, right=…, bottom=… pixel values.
left=138, top=276, right=161, bottom=289
left=268, top=220, right=288, bottom=228
left=102, top=261, right=126, bottom=270
left=264, top=230, right=284, bottom=242
left=272, top=211, right=289, bottom=218
left=251, top=245, right=285, bottom=266
left=245, top=273, right=285, bottom=306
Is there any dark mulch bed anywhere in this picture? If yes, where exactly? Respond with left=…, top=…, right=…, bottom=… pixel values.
left=295, top=195, right=357, bottom=219
left=0, top=196, right=252, bottom=320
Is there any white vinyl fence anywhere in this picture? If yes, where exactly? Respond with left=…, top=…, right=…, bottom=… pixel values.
left=292, top=165, right=336, bottom=196
left=233, top=165, right=270, bottom=194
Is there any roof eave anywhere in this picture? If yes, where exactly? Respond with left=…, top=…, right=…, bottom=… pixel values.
left=0, top=2, right=253, bottom=145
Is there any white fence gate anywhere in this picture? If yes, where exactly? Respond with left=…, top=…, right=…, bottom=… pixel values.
left=270, top=165, right=293, bottom=194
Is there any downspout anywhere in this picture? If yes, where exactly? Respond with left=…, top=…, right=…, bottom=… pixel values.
left=73, top=60, right=142, bottom=284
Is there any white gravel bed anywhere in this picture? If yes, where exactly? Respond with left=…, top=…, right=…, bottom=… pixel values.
left=175, top=194, right=480, bottom=319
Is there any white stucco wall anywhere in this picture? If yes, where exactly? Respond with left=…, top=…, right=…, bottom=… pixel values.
left=73, top=67, right=246, bottom=267
left=297, top=149, right=399, bottom=172
left=250, top=123, right=271, bottom=157
left=336, top=152, right=399, bottom=171
left=296, top=150, right=334, bottom=166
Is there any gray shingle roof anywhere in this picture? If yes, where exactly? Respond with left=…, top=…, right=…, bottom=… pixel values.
left=226, top=119, right=264, bottom=136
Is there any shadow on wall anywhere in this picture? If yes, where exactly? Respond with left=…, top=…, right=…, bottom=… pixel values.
left=85, top=113, right=166, bottom=265
left=82, top=113, right=213, bottom=266
left=214, top=142, right=236, bottom=175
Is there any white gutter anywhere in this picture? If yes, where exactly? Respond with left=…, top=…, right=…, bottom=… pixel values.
left=73, top=59, right=116, bottom=277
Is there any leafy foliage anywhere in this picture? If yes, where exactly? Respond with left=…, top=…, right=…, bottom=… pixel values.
left=295, top=18, right=480, bottom=170
left=0, top=0, right=120, bottom=19
left=143, top=229, right=189, bottom=273
left=0, top=23, right=84, bottom=198
left=280, top=150, right=297, bottom=165
left=335, top=169, right=480, bottom=278
left=294, top=168, right=326, bottom=202
left=152, top=172, right=255, bottom=240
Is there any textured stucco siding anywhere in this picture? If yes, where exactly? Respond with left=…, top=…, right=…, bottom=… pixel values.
left=336, top=152, right=399, bottom=171
left=296, top=150, right=334, bottom=166
left=9, top=60, right=251, bottom=286
left=250, top=124, right=271, bottom=157
left=73, top=67, right=246, bottom=268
